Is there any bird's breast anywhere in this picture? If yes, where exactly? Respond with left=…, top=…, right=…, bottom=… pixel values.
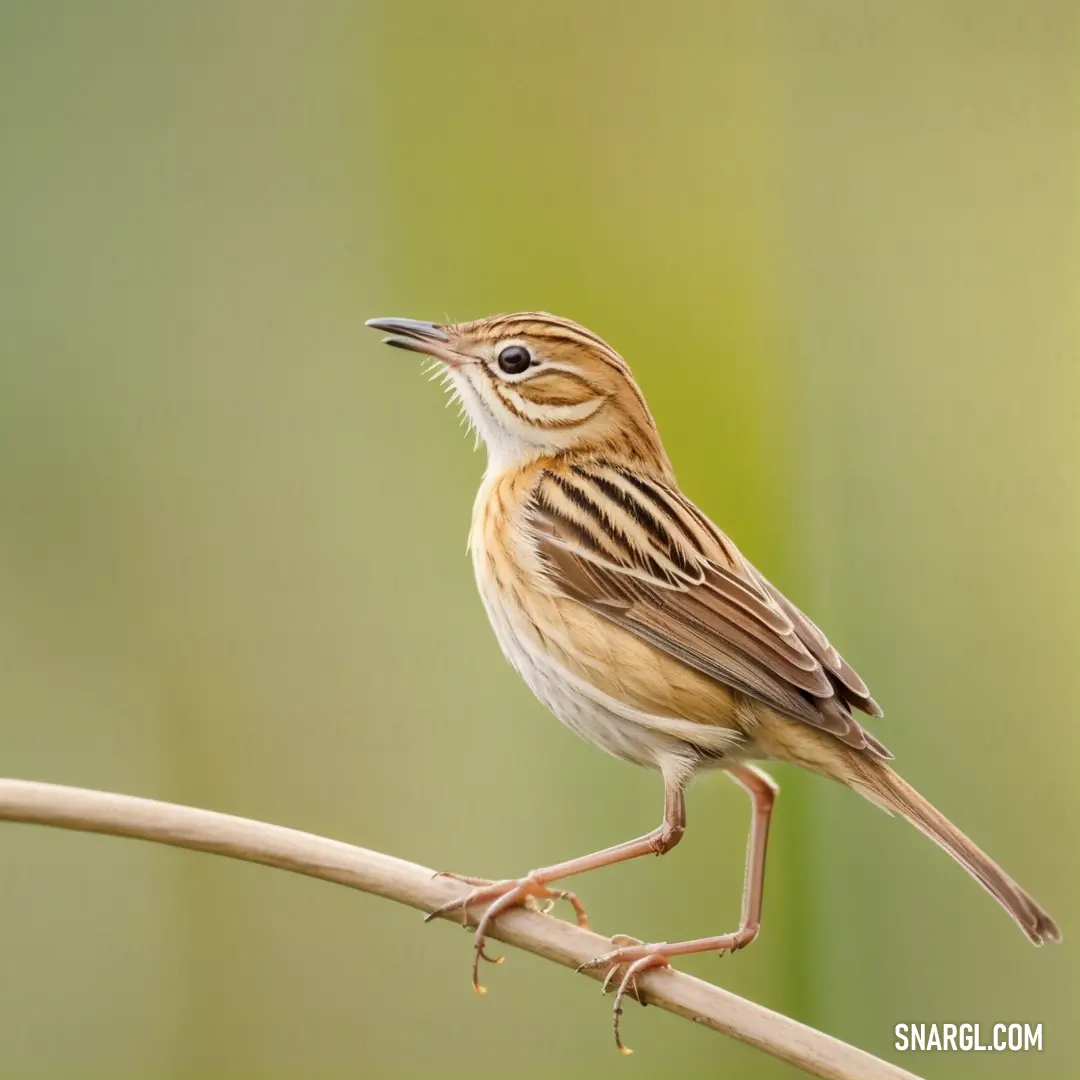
left=467, top=468, right=747, bottom=770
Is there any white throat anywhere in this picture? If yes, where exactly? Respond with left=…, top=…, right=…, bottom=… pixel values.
left=450, top=370, right=550, bottom=473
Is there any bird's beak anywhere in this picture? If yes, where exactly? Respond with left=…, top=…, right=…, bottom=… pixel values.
left=365, top=317, right=463, bottom=365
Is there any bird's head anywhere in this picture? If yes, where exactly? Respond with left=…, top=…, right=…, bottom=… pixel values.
left=366, top=311, right=672, bottom=475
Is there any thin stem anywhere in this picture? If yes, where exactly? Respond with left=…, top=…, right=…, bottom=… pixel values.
left=0, top=778, right=921, bottom=1080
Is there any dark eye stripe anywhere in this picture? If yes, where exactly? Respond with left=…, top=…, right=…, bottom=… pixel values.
left=488, top=371, right=605, bottom=430
left=533, top=394, right=585, bottom=407
left=514, top=372, right=598, bottom=407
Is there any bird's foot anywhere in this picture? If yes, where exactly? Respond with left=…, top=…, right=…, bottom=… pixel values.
left=577, top=928, right=756, bottom=1053
left=576, top=936, right=670, bottom=1054
left=425, top=870, right=589, bottom=993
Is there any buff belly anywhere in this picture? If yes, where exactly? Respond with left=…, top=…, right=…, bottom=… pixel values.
left=473, top=557, right=750, bottom=776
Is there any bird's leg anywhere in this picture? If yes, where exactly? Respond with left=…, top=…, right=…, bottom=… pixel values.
left=578, top=764, right=777, bottom=1053
left=426, top=781, right=686, bottom=993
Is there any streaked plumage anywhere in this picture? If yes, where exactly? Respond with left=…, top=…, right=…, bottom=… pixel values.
left=367, top=311, right=1059, bottom=1051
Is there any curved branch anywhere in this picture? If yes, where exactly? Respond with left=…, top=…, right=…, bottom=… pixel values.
left=0, top=778, right=919, bottom=1080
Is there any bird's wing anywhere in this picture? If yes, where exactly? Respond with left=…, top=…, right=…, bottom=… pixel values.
left=527, top=462, right=889, bottom=756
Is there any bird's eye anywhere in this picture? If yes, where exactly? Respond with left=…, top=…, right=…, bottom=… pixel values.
left=496, top=345, right=532, bottom=375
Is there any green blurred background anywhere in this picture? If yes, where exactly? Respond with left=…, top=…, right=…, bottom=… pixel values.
left=1, top=2, right=1077, bottom=1077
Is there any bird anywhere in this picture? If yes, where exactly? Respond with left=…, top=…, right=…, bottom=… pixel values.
left=366, top=311, right=1060, bottom=1052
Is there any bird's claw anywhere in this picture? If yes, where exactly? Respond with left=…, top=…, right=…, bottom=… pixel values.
left=576, top=933, right=645, bottom=973
left=431, top=870, right=495, bottom=888
left=578, top=937, right=672, bottom=1054
left=424, top=872, right=589, bottom=994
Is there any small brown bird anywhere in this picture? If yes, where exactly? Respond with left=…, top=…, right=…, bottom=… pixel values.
left=367, top=312, right=1059, bottom=1051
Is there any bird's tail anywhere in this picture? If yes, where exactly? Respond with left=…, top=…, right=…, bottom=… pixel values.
left=847, top=757, right=1060, bottom=945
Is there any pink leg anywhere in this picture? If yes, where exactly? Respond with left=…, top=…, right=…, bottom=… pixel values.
left=579, top=764, right=778, bottom=1053
left=426, top=780, right=686, bottom=992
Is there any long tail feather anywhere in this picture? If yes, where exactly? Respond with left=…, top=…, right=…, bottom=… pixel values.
left=850, top=760, right=1060, bottom=945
